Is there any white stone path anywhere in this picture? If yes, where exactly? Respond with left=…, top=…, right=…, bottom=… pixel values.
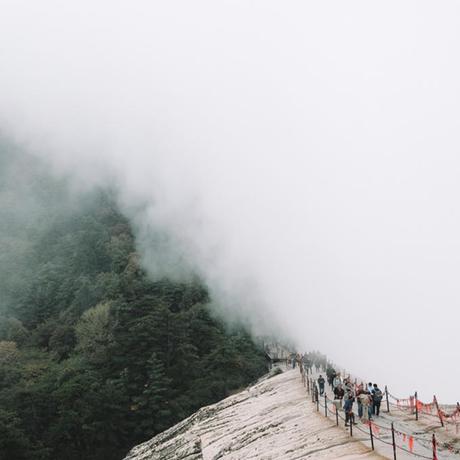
left=308, top=368, right=460, bottom=460
left=124, top=367, right=383, bottom=460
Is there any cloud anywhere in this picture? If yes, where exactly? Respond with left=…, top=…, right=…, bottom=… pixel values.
left=1, top=0, right=459, bottom=401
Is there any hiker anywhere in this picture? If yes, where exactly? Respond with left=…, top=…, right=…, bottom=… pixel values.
left=315, top=362, right=320, bottom=372
left=334, top=383, right=345, bottom=408
left=359, top=391, right=372, bottom=422
left=343, top=378, right=354, bottom=395
left=356, top=383, right=364, bottom=418
left=367, top=391, right=373, bottom=420
left=317, top=375, right=325, bottom=395
left=343, top=389, right=356, bottom=426
left=303, top=355, right=312, bottom=374
left=333, top=373, right=342, bottom=390
left=326, top=366, right=336, bottom=387
left=366, top=383, right=374, bottom=418
left=372, top=384, right=383, bottom=416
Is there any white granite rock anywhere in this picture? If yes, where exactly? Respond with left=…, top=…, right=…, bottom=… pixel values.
left=124, top=368, right=380, bottom=460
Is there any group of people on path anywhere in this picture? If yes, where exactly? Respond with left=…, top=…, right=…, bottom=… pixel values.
left=290, top=351, right=327, bottom=373
left=316, top=368, right=383, bottom=426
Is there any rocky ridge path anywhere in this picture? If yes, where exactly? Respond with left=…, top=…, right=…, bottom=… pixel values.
left=309, top=368, right=460, bottom=460
left=124, top=367, right=382, bottom=460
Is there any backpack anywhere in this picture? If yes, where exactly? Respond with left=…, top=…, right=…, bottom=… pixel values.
left=373, top=389, right=383, bottom=402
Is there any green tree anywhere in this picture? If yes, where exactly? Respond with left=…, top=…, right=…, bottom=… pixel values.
left=0, top=409, right=33, bottom=460
left=132, top=352, right=172, bottom=435
left=75, top=302, right=114, bottom=365
left=0, top=317, right=28, bottom=345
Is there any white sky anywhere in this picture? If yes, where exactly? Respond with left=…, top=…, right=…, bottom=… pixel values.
left=1, top=1, right=459, bottom=401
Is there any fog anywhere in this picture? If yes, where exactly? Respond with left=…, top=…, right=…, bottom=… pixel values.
left=1, top=1, right=459, bottom=401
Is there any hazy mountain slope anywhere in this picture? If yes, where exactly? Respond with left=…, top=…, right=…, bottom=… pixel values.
left=0, top=145, right=268, bottom=460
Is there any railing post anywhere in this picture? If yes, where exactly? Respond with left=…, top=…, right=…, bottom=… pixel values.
left=325, top=394, right=327, bottom=417
left=385, top=385, right=390, bottom=413
left=433, top=395, right=444, bottom=427
left=391, top=422, right=397, bottom=460
left=415, top=391, right=419, bottom=421
left=369, top=422, right=374, bottom=450
left=432, top=433, right=438, bottom=460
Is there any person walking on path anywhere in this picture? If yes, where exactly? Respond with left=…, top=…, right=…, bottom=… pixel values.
left=334, top=384, right=344, bottom=409
left=326, top=366, right=336, bottom=388
left=372, top=384, right=383, bottom=416
left=359, top=391, right=372, bottom=423
left=364, top=383, right=373, bottom=419
left=343, top=378, right=353, bottom=391
left=315, top=362, right=320, bottom=372
left=333, top=373, right=342, bottom=390
left=356, top=384, right=364, bottom=418
left=317, top=375, right=325, bottom=396
left=344, top=389, right=356, bottom=427
left=303, top=355, right=312, bottom=374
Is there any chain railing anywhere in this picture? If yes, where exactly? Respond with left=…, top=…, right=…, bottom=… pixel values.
left=294, top=360, right=459, bottom=460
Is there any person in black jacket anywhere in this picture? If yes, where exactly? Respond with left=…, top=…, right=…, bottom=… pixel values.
left=334, top=384, right=345, bottom=408
left=372, top=384, right=383, bottom=416
left=326, top=366, right=336, bottom=388
left=317, top=375, right=325, bottom=395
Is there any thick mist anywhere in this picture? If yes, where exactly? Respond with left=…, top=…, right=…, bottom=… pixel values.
left=1, top=1, right=459, bottom=401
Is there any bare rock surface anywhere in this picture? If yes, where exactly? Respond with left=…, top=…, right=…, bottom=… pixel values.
left=124, top=368, right=381, bottom=460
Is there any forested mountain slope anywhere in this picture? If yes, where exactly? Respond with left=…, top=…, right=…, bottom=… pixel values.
left=0, top=145, right=267, bottom=460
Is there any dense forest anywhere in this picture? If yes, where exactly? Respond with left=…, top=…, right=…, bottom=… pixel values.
left=0, top=144, right=267, bottom=460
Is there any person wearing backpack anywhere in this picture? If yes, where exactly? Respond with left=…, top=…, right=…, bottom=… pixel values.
left=372, top=384, right=383, bottom=416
